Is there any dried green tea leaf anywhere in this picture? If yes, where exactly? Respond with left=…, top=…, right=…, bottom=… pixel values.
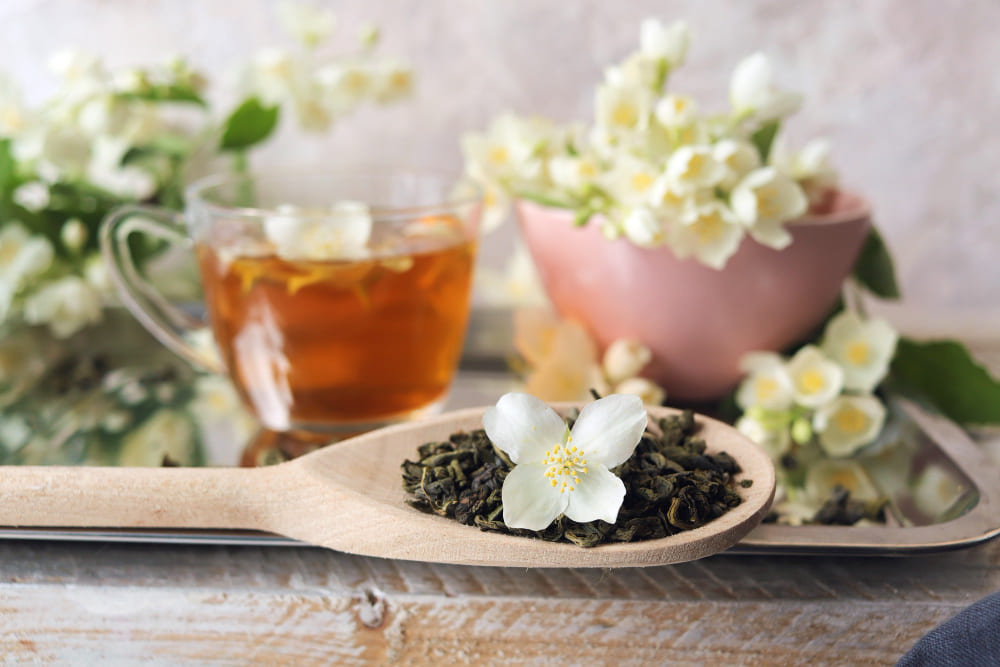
left=402, top=410, right=750, bottom=548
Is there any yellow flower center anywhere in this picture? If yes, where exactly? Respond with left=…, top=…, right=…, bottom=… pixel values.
left=755, top=377, right=778, bottom=402
left=797, top=369, right=826, bottom=394
left=682, top=153, right=706, bottom=179
left=344, top=70, right=369, bottom=93
left=542, top=441, right=589, bottom=493
left=673, top=98, right=687, bottom=113
left=834, top=406, right=870, bottom=434
left=611, top=103, right=638, bottom=128
left=630, top=172, right=654, bottom=193
left=693, top=211, right=725, bottom=243
left=756, top=186, right=780, bottom=219
left=579, top=161, right=597, bottom=178
left=846, top=341, right=871, bottom=366
left=828, top=470, right=862, bottom=493
left=488, top=146, right=509, bottom=165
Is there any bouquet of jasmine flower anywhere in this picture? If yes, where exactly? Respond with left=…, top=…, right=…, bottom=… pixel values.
left=0, top=2, right=413, bottom=465
left=461, top=18, right=836, bottom=269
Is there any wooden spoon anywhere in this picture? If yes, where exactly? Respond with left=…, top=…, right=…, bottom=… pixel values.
left=0, top=405, right=775, bottom=568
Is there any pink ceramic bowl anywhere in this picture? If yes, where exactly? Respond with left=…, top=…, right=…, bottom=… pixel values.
left=516, top=190, right=871, bottom=401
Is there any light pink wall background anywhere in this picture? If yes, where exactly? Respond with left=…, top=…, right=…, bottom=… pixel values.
left=2, top=0, right=998, bottom=326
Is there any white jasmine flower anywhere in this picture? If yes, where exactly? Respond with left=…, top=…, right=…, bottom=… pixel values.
left=639, top=19, right=690, bottom=69
left=804, top=459, right=879, bottom=504
left=84, top=253, right=113, bottom=293
left=0, top=224, right=54, bottom=318
left=60, top=218, right=88, bottom=252
left=474, top=243, right=546, bottom=308
left=648, top=173, right=707, bottom=214
left=518, top=312, right=607, bottom=403
left=291, top=90, right=333, bottom=132
left=264, top=202, right=372, bottom=261
left=912, top=464, right=965, bottom=519
left=371, top=61, right=414, bottom=104
left=190, top=374, right=257, bottom=466
left=614, top=377, right=665, bottom=406
left=461, top=113, right=548, bottom=186
left=785, top=345, right=843, bottom=408
left=736, top=351, right=794, bottom=411
left=47, top=50, right=103, bottom=84
left=821, top=311, right=898, bottom=392
left=774, top=138, right=838, bottom=192
left=12, top=182, right=49, bottom=212
left=602, top=339, right=653, bottom=386
left=548, top=155, right=600, bottom=193
left=118, top=409, right=195, bottom=467
left=605, top=156, right=660, bottom=206
left=89, top=162, right=157, bottom=200
left=483, top=392, right=647, bottom=530
left=671, top=201, right=743, bottom=269
left=0, top=76, right=26, bottom=136
left=654, top=94, right=698, bottom=128
left=665, top=145, right=725, bottom=191
left=713, top=139, right=761, bottom=190
left=277, top=2, right=336, bottom=49
left=251, top=48, right=301, bottom=105
left=730, top=167, right=807, bottom=249
left=315, top=62, right=373, bottom=113
left=14, top=125, right=92, bottom=178
left=22, top=276, right=102, bottom=338
left=813, top=394, right=886, bottom=457
left=0, top=415, right=31, bottom=451
left=100, top=409, right=132, bottom=433
left=736, top=414, right=792, bottom=459
left=622, top=206, right=666, bottom=248
left=595, top=83, right=654, bottom=136
left=729, top=52, right=803, bottom=122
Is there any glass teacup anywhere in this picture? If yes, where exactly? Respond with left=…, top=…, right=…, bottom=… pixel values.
left=101, top=170, right=481, bottom=434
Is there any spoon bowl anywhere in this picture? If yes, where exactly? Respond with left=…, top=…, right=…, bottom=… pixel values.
left=0, top=405, right=775, bottom=568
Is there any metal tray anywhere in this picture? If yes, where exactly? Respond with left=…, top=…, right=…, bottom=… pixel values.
left=2, top=387, right=998, bottom=557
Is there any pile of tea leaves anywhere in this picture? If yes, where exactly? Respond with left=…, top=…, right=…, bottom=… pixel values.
left=401, top=409, right=748, bottom=547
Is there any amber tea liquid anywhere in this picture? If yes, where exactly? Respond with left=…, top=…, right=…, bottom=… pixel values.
left=198, top=225, right=476, bottom=431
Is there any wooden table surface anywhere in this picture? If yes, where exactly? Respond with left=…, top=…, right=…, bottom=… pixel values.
left=1, top=341, right=998, bottom=665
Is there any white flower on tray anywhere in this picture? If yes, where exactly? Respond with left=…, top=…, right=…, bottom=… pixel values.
left=821, top=310, right=899, bottom=392
left=483, top=392, right=647, bottom=530
left=22, top=276, right=103, bottom=339
left=813, top=394, right=887, bottom=458
left=0, top=224, right=54, bottom=314
left=602, top=339, right=653, bottom=386
left=785, top=345, right=844, bottom=408
left=736, top=352, right=794, bottom=412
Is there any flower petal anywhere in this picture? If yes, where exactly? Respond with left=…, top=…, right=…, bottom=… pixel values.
left=501, top=463, right=569, bottom=530
left=482, top=392, right=568, bottom=464
left=568, top=393, right=647, bottom=469
left=563, top=464, right=626, bottom=524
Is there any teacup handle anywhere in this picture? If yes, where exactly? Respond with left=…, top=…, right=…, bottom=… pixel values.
left=100, top=205, right=224, bottom=373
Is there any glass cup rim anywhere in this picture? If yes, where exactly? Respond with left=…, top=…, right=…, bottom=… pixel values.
left=185, top=166, right=481, bottom=224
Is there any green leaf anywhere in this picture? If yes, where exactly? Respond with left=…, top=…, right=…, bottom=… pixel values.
left=518, top=191, right=573, bottom=210
left=889, top=338, right=1000, bottom=425
left=852, top=228, right=900, bottom=299
left=219, top=97, right=280, bottom=151
left=116, top=84, right=206, bottom=108
left=0, top=138, right=15, bottom=193
left=750, top=121, right=780, bottom=162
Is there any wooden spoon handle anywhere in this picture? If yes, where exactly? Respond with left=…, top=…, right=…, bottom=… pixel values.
left=0, top=465, right=278, bottom=530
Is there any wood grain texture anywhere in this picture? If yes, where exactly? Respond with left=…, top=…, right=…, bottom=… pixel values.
left=0, top=538, right=996, bottom=664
